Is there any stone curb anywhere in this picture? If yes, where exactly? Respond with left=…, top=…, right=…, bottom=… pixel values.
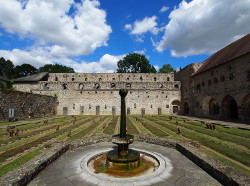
left=0, top=134, right=248, bottom=186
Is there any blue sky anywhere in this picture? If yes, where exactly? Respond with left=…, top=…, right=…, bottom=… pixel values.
left=0, top=0, right=250, bottom=73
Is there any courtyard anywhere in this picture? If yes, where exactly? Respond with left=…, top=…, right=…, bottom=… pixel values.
left=0, top=115, right=249, bottom=185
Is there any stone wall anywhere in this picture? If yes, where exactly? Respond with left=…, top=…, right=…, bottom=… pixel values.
left=176, top=53, right=250, bottom=121
left=14, top=73, right=181, bottom=115
left=0, top=89, right=57, bottom=122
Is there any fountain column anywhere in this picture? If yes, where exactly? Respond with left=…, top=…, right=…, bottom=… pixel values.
left=106, top=89, right=140, bottom=170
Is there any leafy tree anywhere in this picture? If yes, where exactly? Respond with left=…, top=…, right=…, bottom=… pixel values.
left=39, top=64, right=75, bottom=73
left=0, top=57, right=15, bottom=79
left=117, top=53, right=156, bottom=73
left=13, top=64, right=38, bottom=78
left=159, top=64, right=174, bottom=73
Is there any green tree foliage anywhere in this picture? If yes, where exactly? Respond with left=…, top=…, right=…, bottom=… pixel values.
left=117, top=53, right=156, bottom=73
left=0, top=57, right=15, bottom=79
left=159, top=64, right=174, bottom=73
left=39, top=64, right=75, bottom=73
left=13, top=64, right=38, bottom=78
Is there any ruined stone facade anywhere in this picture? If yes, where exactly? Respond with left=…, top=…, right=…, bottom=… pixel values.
left=0, top=89, right=57, bottom=122
left=14, top=73, right=181, bottom=115
left=12, top=34, right=250, bottom=121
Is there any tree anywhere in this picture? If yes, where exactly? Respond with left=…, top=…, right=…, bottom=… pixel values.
left=39, top=64, right=75, bottom=73
left=0, top=57, right=15, bottom=79
left=13, top=64, right=38, bottom=78
left=117, top=53, right=156, bottom=73
left=159, top=64, right=174, bottom=73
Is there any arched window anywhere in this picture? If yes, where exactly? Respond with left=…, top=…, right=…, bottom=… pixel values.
left=94, top=83, right=100, bottom=89
left=78, top=83, right=84, bottom=90
left=167, top=77, right=170, bottom=81
left=110, top=83, right=116, bottom=88
left=62, top=83, right=68, bottom=90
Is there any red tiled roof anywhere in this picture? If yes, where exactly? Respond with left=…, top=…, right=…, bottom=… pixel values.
left=192, top=33, right=250, bottom=76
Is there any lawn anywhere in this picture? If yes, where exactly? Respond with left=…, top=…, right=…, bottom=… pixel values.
left=0, top=115, right=249, bottom=177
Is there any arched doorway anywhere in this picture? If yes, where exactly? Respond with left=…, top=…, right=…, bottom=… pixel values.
left=222, top=95, right=239, bottom=120
left=172, top=100, right=181, bottom=114
left=241, top=94, right=250, bottom=120
left=184, top=102, right=189, bottom=115
left=209, top=98, right=220, bottom=115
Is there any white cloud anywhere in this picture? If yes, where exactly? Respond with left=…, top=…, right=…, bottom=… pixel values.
left=0, top=48, right=125, bottom=73
left=159, top=5, right=169, bottom=13
left=0, top=0, right=112, bottom=58
left=156, top=0, right=250, bottom=57
left=154, top=65, right=159, bottom=71
left=126, top=16, right=159, bottom=35
left=124, top=24, right=132, bottom=30
left=134, top=49, right=146, bottom=54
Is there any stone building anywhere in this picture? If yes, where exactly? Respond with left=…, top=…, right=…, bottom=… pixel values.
left=12, top=33, right=250, bottom=121
left=14, top=73, right=181, bottom=115
left=176, top=33, right=250, bottom=121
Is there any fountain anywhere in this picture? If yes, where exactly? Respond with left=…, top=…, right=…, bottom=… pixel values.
left=106, top=89, right=140, bottom=170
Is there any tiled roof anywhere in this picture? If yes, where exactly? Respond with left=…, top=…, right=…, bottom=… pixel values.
left=192, top=33, right=250, bottom=76
left=14, top=72, right=48, bottom=82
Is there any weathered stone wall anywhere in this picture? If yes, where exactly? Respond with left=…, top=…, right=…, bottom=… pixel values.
left=176, top=53, right=250, bottom=121
left=14, top=73, right=181, bottom=115
left=0, top=89, right=57, bottom=122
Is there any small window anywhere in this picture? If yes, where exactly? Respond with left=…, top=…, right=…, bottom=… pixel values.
left=202, top=81, right=205, bottom=87
left=73, top=104, right=75, bottom=109
left=94, top=83, right=100, bottom=89
left=111, top=83, right=116, bottom=88
left=89, top=104, right=91, bottom=109
left=151, top=105, right=153, bottom=108
left=134, top=103, right=136, bottom=108
left=229, top=73, right=234, bottom=80
left=140, top=76, right=143, bottom=81
left=126, top=83, right=131, bottom=88
left=167, top=77, right=170, bottom=81
left=112, top=78, right=115, bottom=81
left=78, top=83, right=84, bottom=90
left=220, top=76, right=225, bottom=82
left=85, top=78, right=88, bottom=81
left=166, top=105, right=169, bottom=108
left=127, top=77, right=130, bottom=80
left=55, top=77, right=58, bottom=81
left=196, top=84, right=201, bottom=93
left=213, top=78, right=218, bottom=84
left=154, top=77, right=157, bottom=81
left=99, top=78, right=102, bottom=81
left=174, top=84, right=179, bottom=89
left=62, top=83, right=68, bottom=90
left=72, top=78, right=75, bottom=81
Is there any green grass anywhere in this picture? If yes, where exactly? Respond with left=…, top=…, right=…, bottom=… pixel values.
left=1, top=115, right=250, bottom=178
left=0, top=146, right=44, bottom=177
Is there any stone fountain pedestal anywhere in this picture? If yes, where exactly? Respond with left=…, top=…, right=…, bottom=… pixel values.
left=106, top=89, right=140, bottom=170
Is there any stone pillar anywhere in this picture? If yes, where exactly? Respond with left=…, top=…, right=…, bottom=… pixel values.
left=119, top=89, right=128, bottom=138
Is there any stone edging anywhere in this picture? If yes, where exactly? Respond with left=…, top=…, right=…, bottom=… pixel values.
left=0, top=134, right=248, bottom=186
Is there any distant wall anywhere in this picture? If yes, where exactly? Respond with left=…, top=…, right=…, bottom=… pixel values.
left=0, top=89, right=57, bottom=122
